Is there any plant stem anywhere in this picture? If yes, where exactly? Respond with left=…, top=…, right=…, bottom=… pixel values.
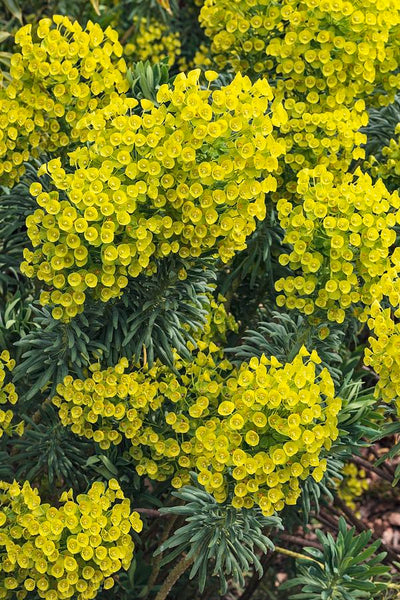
left=316, top=508, right=339, bottom=531
left=369, top=447, right=395, bottom=476
left=333, top=496, right=368, bottom=532
left=32, top=396, right=51, bottom=424
left=154, top=556, right=193, bottom=600
left=351, top=455, right=393, bottom=483
left=121, top=21, right=137, bottom=44
left=135, top=508, right=162, bottom=518
left=274, top=545, right=324, bottom=569
left=144, top=514, right=180, bottom=599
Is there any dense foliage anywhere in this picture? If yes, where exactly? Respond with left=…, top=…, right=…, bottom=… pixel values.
left=1, top=0, right=400, bottom=599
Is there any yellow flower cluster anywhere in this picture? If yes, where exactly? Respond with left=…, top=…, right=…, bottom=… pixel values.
left=125, top=17, right=181, bottom=67
left=0, top=351, right=22, bottom=438
left=52, top=347, right=341, bottom=516
left=0, top=479, right=142, bottom=600
left=21, top=70, right=286, bottom=320
left=337, top=463, right=368, bottom=511
left=364, top=304, right=400, bottom=413
left=0, top=16, right=128, bottom=187
left=199, top=0, right=400, bottom=108
left=275, top=167, right=400, bottom=323
left=199, top=0, right=400, bottom=180
left=276, top=100, right=367, bottom=179
left=53, top=357, right=160, bottom=451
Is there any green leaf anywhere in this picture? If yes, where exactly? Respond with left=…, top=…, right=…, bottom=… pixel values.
left=0, top=31, right=11, bottom=44
left=4, top=0, right=22, bottom=22
left=155, top=482, right=278, bottom=592
left=285, top=516, right=389, bottom=600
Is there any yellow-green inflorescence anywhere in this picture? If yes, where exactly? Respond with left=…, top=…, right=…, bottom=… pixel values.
left=52, top=347, right=341, bottom=517
left=21, top=70, right=287, bottom=320
left=0, top=479, right=142, bottom=600
left=198, top=0, right=400, bottom=188
left=275, top=166, right=400, bottom=324
left=0, top=16, right=129, bottom=188
left=199, top=0, right=400, bottom=108
left=124, top=16, right=182, bottom=67
left=337, top=463, right=368, bottom=511
left=364, top=303, right=400, bottom=416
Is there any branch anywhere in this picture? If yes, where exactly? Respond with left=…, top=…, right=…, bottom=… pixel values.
left=154, top=556, right=193, bottom=600
left=369, top=447, right=395, bottom=477
left=135, top=508, right=163, bottom=518
left=121, top=21, right=137, bottom=44
left=274, top=546, right=324, bottom=569
left=333, top=495, right=369, bottom=533
left=145, top=514, right=180, bottom=599
left=351, top=455, right=393, bottom=483
left=314, top=508, right=339, bottom=531
left=236, top=534, right=322, bottom=600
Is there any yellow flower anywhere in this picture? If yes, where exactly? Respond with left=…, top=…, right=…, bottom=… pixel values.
left=23, top=70, right=286, bottom=320
left=0, top=480, right=142, bottom=598
left=52, top=348, right=340, bottom=516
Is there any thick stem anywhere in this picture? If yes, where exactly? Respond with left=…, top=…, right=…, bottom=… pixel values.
left=154, top=556, right=193, bottom=600
left=135, top=508, right=162, bottom=518
left=144, top=514, right=180, bottom=599
left=89, top=0, right=101, bottom=15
